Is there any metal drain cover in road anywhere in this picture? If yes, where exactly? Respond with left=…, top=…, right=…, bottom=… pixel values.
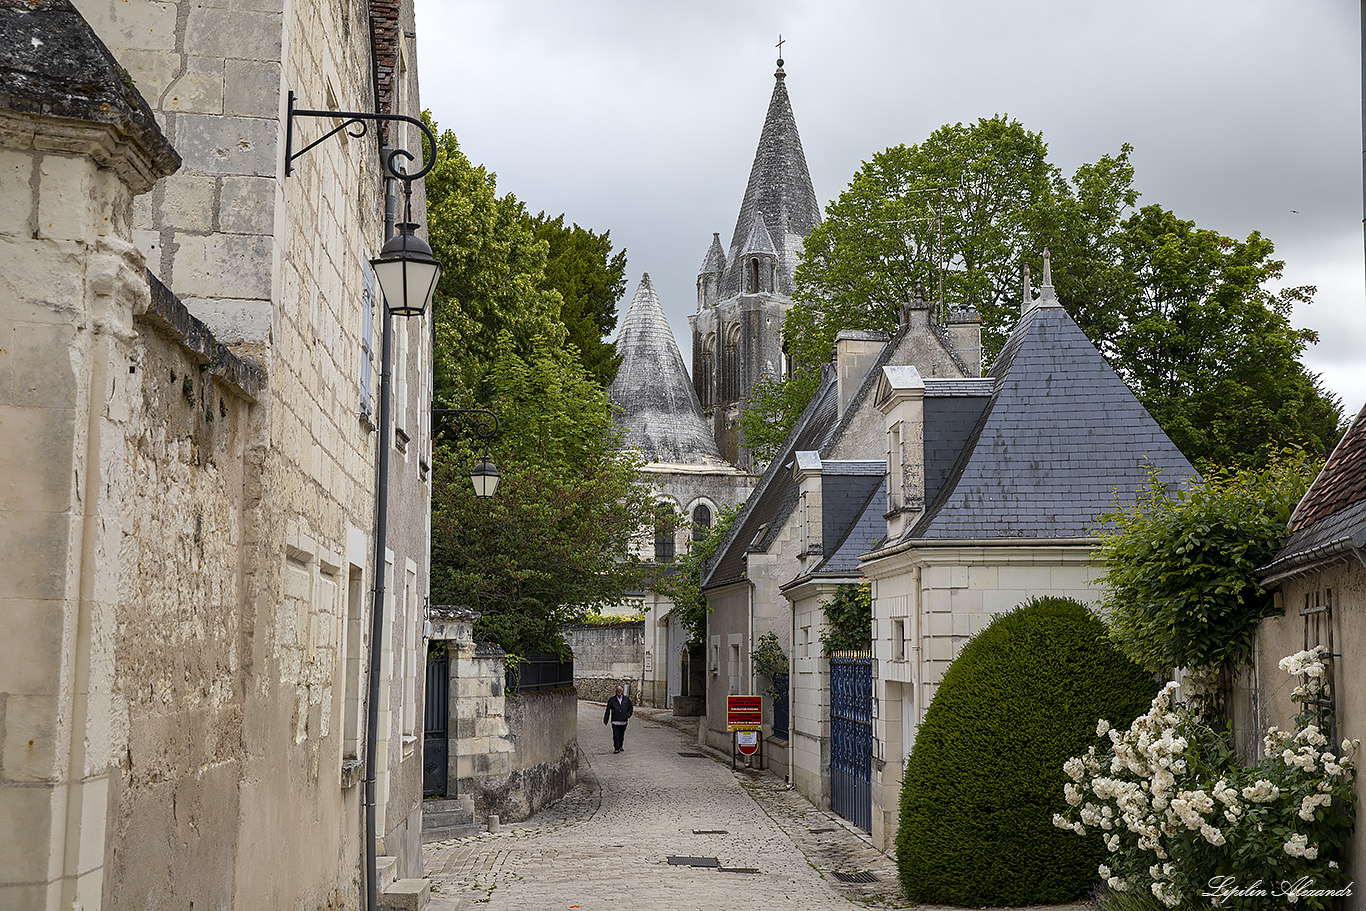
left=677, top=752, right=707, bottom=758
left=692, top=829, right=728, bottom=835
left=808, top=827, right=838, bottom=833
left=667, top=856, right=720, bottom=867
left=832, top=871, right=879, bottom=883
left=719, top=867, right=761, bottom=874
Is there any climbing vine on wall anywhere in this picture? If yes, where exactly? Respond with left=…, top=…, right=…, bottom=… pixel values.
left=820, top=581, right=873, bottom=653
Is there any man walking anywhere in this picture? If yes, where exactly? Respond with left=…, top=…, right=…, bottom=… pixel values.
left=603, top=685, right=633, bottom=753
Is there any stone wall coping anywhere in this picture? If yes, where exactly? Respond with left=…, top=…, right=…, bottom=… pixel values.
left=0, top=0, right=180, bottom=192
left=141, top=271, right=266, bottom=402
left=430, top=605, right=480, bottom=620
left=564, top=620, right=646, bottom=630
left=473, top=642, right=505, bottom=658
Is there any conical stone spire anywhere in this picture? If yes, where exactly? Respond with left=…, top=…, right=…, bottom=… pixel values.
left=719, top=63, right=820, bottom=298
left=609, top=274, right=728, bottom=466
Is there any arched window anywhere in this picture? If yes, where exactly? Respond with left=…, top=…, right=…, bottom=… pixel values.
left=691, top=504, right=712, bottom=543
left=749, top=257, right=760, bottom=292
left=654, top=502, right=676, bottom=563
left=722, top=324, right=741, bottom=403
left=698, top=333, right=716, bottom=407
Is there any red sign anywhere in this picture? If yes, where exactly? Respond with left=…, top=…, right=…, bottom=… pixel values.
left=727, top=695, right=762, bottom=731
left=736, top=731, right=759, bottom=756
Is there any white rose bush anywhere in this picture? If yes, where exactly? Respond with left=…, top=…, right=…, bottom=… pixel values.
left=1053, top=648, right=1357, bottom=909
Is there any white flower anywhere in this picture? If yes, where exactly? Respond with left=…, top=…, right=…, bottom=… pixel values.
left=1097, top=718, right=1111, bottom=737
left=1284, top=833, right=1309, bottom=857
left=1241, top=779, right=1280, bottom=803
left=1108, top=876, right=1129, bottom=892
left=1200, top=823, right=1226, bottom=846
left=1064, top=783, right=1083, bottom=807
left=1098, top=864, right=1111, bottom=879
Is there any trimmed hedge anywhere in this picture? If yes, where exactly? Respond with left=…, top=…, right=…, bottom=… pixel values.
left=896, top=597, right=1155, bottom=907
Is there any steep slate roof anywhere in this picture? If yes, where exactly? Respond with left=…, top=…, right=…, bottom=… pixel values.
left=719, top=61, right=821, bottom=299
left=608, top=274, right=728, bottom=466
left=901, top=303, right=1197, bottom=542
left=1259, top=401, right=1366, bottom=580
left=698, top=232, right=727, bottom=276
left=800, top=470, right=887, bottom=582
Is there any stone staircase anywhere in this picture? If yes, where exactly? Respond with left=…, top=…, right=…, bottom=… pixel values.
left=421, top=796, right=483, bottom=843
left=376, top=854, right=430, bottom=911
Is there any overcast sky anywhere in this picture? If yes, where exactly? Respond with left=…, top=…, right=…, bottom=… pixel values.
left=416, top=0, right=1365, bottom=414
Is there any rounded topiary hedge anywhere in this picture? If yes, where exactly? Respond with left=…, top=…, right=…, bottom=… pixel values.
left=895, top=596, right=1155, bottom=907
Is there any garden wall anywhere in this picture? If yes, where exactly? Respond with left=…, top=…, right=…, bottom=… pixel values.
left=566, top=620, right=645, bottom=702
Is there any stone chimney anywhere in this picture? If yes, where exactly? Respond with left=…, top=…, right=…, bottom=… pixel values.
left=834, top=330, right=887, bottom=417
left=945, top=306, right=983, bottom=377
left=875, top=366, right=926, bottom=542
left=793, top=451, right=823, bottom=568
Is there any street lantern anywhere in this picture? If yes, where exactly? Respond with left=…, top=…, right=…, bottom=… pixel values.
left=370, top=221, right=442, bottom=317
left=470, top=456, right=499, bottom=498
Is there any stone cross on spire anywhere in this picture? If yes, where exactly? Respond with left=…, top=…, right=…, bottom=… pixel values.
left=776, top=33, right=785, bottom=65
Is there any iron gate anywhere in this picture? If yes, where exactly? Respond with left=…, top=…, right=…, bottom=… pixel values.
left=423, top=644, right=449, bottom=797
left=829, top=650, right=872, bottom=831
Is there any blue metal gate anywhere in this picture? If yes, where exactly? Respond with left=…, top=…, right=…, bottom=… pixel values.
left=829, top=650, right=872, bottom=831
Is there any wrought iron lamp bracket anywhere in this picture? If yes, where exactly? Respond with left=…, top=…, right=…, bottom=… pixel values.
left=433, top=408, right=499, bottom=450
left=284, top=91, right=437, bottom=181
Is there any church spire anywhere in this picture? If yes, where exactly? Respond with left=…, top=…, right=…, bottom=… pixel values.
left=718, top=57, right=820, bottom=299
left=609, top=274, right=727, bottom=466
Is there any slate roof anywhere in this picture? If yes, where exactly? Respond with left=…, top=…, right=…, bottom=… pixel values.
left=901, top=303, right=1197, bottom=542
left=703, top=369, right=841, bottom=588
left=741, top=213, right=778, bottom=257
left=809, top=472, right=886, bottom=580
left=703, top=323, right=923, bottom=589
left=608, top=274, right=728, bottom=467
left=1259, top=401, right=1366, bottom=580
left=718, top=62, right=820, bottom=299
left=698, top=232, right=727, bottom=276
left=0, top=0, right=180, bottom=185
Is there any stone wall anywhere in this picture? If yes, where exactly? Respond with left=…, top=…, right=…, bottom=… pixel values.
left=566, top=621, right=645, bottom=702
left=0, top=1, right=434, bottom=907
left=432, top=611, right=580, bottom=825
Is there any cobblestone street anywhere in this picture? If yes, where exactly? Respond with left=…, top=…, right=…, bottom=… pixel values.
left=423, top=700, right=910, bottom=911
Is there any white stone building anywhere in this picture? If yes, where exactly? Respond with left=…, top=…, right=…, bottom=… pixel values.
left=0, top=0, right=435, bottom=906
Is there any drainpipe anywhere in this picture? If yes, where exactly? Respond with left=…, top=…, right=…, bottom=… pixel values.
left=364, top=168, right=400, bottom=911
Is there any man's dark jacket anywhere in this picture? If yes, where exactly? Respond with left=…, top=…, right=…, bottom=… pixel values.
left=604, top=694, right=633, bottom=724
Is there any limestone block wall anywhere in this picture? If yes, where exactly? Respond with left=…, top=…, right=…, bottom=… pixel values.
left=861, top=542, right=1102, bottom=851
left=64, top=0, right=435, bottom=899
left=74, top=0, right=284, bottom=344
left=434, top=617, right=579, bottom=825
left=0, top=98, right=182, bottom=908
left=1251, top=560, right=1365, bottom=911
left=785, top=582, right=841, bottom=810
left=566, top=621, right=645, bottom=702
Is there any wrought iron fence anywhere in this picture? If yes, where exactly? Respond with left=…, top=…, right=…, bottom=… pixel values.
left=771, top=673, right=790, bottom=738
left=505, top=653, right=574, bottom=694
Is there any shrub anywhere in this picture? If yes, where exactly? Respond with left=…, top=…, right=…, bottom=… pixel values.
left=1054, top=647, right=1358, bottom=910
left=897, top=597, right=1155, bottom=906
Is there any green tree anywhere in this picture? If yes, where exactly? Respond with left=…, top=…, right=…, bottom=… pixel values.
left=654, top=503, right=743, bottom=646
left=430, top=331, right=655, bottom=655
left=422, top=114, right=655, bottom=655
left=750, top=116, right=1340, bottom=468
left=1097, top=449, right=1320, bottom=678
left=525, top=212, right=628, bottom=387
left=423, top=113, right=565, bottom=404
left=1102, top=205, right=1342, bottom=469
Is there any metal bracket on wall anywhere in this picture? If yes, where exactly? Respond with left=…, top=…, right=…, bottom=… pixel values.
left=283, top=91, right=437, bottom=181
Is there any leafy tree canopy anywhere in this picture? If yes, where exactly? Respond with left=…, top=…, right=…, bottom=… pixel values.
left=423, top=114, right=653, bottom=655
left=525, top=211, right=627, bottom=387
left=746, top=116, right=1341, bottom=468
left=1097, top=449, right=1321, bottom=678
left=821, top=582, right=872, bottom=654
